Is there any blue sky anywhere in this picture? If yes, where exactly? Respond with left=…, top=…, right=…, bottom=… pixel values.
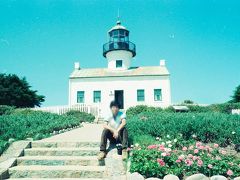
left=0, top=0, right=240, bottom=106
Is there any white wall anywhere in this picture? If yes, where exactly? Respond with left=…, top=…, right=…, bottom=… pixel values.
left=106, top=50, right=133, bottom=70
left=69, top=75, right=171, bottom=119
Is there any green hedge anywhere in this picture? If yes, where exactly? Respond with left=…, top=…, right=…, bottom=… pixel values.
left=186, top=103, right=240, bottom=113
left=0, top=109, right=91, bottom=155
left=0, top=105, right=16, bottom=115
left=65, top=110, right=95, bottom=123
left=126, top=103, right=240, bottom=117
left=126, top=111, right=240, bottom=147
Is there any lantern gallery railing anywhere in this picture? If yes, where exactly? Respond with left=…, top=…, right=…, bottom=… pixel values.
left=103, top=41, right=136, bottom=57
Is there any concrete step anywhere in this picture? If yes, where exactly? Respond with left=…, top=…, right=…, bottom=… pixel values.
left=31, top=141, right=100, bottom=148
left=24, top=147, right=99, bottom=156
left=17, top=156, right=100, bottom=166
left=9, top=178, right=103, bottom=180
left=9, top=165, right=105, bottom=178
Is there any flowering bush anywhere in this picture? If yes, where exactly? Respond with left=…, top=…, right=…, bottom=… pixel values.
left=129, top=139, right=240, bottom=179
left=127, top=111, right=240, bottom=148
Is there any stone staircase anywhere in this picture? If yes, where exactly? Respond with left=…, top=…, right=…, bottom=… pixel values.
left=7, top=141, right=106, bottom=179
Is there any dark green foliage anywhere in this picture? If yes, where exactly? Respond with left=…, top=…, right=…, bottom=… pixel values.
left=186, top=103, right=240, bottom=113
left=0, top=105, right=16, bottom=115
left=126, top=111, right=240, bottom=147
left=65, top=110, right=95, bottom=123
left=0, top=73, right=45, bottom=107
left=230, top=85, right=240, bottom=103
left=0, top=140, right=9, bottom=155
left=126, top=105, right=163, bottom=118
left=0, top=109, right=82, bottom=155
left=183, top=100, right=194, bottom=104
left=127, top=103, right=240, bottom=116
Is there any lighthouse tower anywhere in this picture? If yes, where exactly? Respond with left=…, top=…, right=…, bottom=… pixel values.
left=103, top=20, right=136, bottom=70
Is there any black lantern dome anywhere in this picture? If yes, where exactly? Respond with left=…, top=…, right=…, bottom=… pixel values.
left=103, top=20, right=136, bottom=57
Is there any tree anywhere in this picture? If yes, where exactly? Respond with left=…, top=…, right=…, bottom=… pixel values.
left=0, top=73, right=45, bottom=107
left=230, top=85, right=240, bottom=103
left=183, top=100, right=194, bottom=104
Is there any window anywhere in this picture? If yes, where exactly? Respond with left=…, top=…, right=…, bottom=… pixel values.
left=77, top=91, right=84, bottom=103
left=116, top=60, right=123, bottom=68
left=93, top=91, right=101, bottom=103
left=154, top=89, right=162, bottom=101
left=137, top=89, right=145, bottom=101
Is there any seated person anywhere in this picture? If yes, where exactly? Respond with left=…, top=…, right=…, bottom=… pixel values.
left=97, top=100, right=128, bottom=160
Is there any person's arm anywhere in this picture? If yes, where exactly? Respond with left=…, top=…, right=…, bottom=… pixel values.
left=116, top=118, right=126, bottom=133
left=103, top=123, right=117, bottom=134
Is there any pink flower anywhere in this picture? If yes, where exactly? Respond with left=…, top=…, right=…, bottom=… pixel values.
left=176, top=159, right=181, bottom=163
left=199, top=145, right=205, bottom=150
left=158, top=145, right=165, bottom=151
left=147, top=144, right=158, bottom=149
left=227, top=169, right=233, bottom=176
left=187, top=154, right=193, bottom=159
left=192, top=156, right=198, bottom=161
left=188, top=145, right=194, bottom=150
left=221, top=150, right=227, bottom=155
left=157, top=158, right=165, bottom=166
left=127, top=147, right=132, bottom=151
left=166, top=153, right=171, bottom=156
left=196, top=141, right=202, bottom=147
left=197, top=159, right=203, bottom=167
left=161, top=152, right=167, bottom=157
left=185, top=159, right=193, bottom=166
left=214, top=143, right=219, bottom=148
left=208, top=164, right=213, bottom=169
left=194, top=149, right=199, bottom=154
left=182, top=146, right=188, bottom=151
left=178, top=155, right=184, bottom=160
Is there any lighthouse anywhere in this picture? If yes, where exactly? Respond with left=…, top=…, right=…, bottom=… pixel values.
left=103, top=20, right=136, bottom=70
left=69, top=20, right=171, bottom=119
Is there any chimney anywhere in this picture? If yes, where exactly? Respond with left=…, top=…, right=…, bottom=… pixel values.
left=74, top=62, right=80, bottom=70
left=160, top=59, right=166, bottom=66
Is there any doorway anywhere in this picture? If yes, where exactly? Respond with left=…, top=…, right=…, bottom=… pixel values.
left=114, top=90, right=124, bottom=109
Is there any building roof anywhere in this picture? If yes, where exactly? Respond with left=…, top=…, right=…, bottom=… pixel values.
left=108, top=20, right=127, bottom=32
left=69, top=66, right=170, bottom=79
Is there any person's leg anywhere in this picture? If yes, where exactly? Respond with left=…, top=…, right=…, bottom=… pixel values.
left=98, top=128, right=114, bottom=160
left=100, top=128, right=113, bottom=152
left=118, top=127, right=128, bottom=150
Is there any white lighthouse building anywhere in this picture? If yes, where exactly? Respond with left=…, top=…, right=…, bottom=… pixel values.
left=69, top=20, right=171, bottom=118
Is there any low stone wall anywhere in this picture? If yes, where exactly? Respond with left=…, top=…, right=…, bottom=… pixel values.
left=127, top=172, right=240, bottom=180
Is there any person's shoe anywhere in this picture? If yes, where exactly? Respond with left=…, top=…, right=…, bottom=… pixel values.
left=97, top=151, right=107, bottom=160
left=122, top=149, right=128, bottom=160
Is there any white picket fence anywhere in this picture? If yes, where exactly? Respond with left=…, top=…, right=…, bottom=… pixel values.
left=232, top=109, right=240, bottom=115
left=32, top=103, right=101, bottom=118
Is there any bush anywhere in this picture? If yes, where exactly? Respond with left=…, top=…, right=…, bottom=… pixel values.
left=127, top=105, right=163, bottom=117
left=129, top=140, right=240, bottom=178
left=126, top=111, right=240, bottom=147
left=186, top=103, right=240, bottom=114
left=0, top=109, right=83, bottom=155
left=65, top=110, right=95, bottom=123
left=0, top=105, right=16, bottom=115
left=0, top=140, right=9, bottom=155
left=126, top=103, right=240, bottom=117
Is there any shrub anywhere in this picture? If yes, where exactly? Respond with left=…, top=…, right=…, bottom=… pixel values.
left=126, top=111, right=240, bottom=147
left=0, top=105, right=16, bottom=115
left=0, top=109, right=84, bottom=155
left=127, top=105, right=163, bottom=117
left=129, top=140, right=240, bottom=178
left=65, top=110, right=95, bottom=123
left=0, top=140, right=9, bottom=155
